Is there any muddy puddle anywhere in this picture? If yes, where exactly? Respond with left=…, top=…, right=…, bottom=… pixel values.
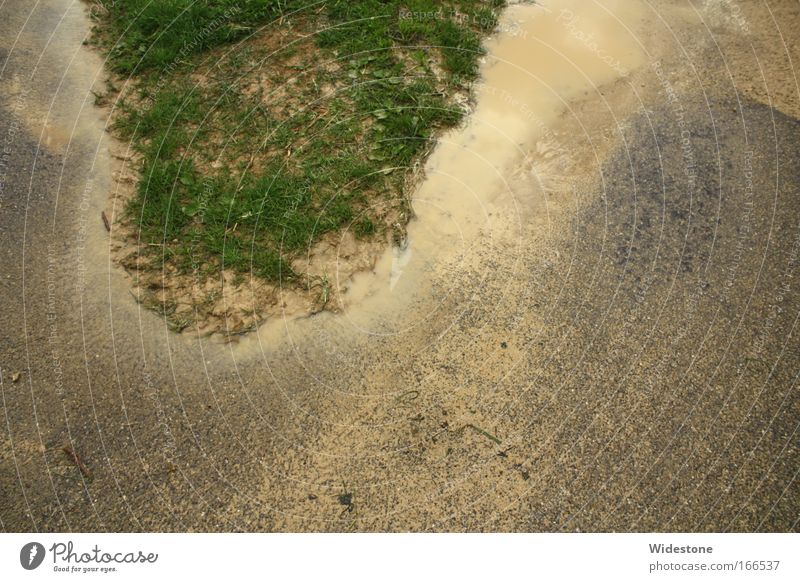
left=242, top=0, right=650, bottom=348
left=6, top=0, right=656, bottom=355
left=1, top=0, right=664, bottom=363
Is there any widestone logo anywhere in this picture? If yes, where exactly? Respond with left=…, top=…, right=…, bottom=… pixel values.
left=20, top=542, right=46, bottom=570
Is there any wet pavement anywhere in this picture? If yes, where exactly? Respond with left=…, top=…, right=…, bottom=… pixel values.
left=1, top=0, right=798, bottom=531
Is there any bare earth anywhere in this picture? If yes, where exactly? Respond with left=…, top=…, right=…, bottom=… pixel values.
left=1, top=0, right=798, bottom=532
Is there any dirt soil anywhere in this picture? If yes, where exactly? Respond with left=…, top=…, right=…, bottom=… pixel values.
left=1, top=0, right=798, bottom=532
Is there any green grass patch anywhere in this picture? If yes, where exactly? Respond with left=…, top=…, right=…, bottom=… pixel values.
left=90, top=0, right=505, bottom=286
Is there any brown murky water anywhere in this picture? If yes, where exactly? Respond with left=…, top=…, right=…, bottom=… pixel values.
left=2, top=0, right=798, bottom=532
left=256, top=0, right=649, bottom=341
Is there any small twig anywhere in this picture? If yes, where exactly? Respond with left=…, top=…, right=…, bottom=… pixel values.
left=464, top=423, right=502, bottom=445
left=62, top=444, right=93, bottom=481
left=101, top=211, right=111, bottom=232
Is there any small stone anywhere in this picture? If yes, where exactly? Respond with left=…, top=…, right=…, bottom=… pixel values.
left=11, top=372, right=21, bottom=383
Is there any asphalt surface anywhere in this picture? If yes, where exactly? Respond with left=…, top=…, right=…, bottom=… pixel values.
left=0, top=0, right=797, bottom=532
